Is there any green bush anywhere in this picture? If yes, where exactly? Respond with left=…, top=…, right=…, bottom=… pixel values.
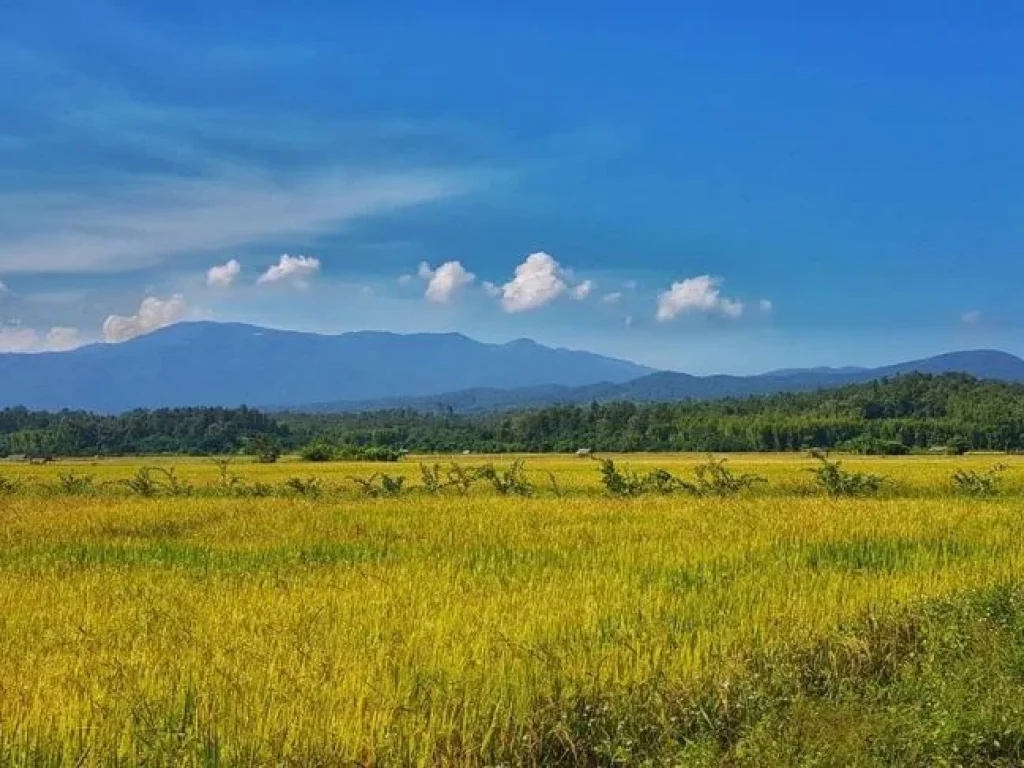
left=300, top=441, right=337, bottom=462
left=952, top=464, right=1007, bottom=497
left=809, top=454, right=885, bottom=497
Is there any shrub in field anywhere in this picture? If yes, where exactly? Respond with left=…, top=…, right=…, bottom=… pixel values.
left=236, top=480, right=275, bottom=498
left=124, top=467, right=161, bottom=497
left=476, top=460, right=533, bottom=497
left=419, top=463, right=444, bottom=493
left=209, top=457, right=244, bottom=491
left=446, top=463, right=478, bottom=495
left=642, top=468, right=693, bottom=495
left=245, top=434, right=281, bottom=464
left=346, top=446, right=402, bottom=462
left=547, top=472, right=567, bottom=498
left=951, top=464, right=1007, bottom=497
left=283, top=476, right=323, bottom=498
left=692, top=456, right=767, bottom=497
left=599, top=457, right=766, bottom=498
left=838, top=436, right=910, bottom=456
left=350, top=473, right=406, bottom=498
left=57, top=472, right=95, bottom=495
left=0, top=475, right=20, bottom=495
left=598, top=459, right=648, bottom=497
left=809, top=454, right=885, bottom=497
left=300, top=441, right=337, bottom=462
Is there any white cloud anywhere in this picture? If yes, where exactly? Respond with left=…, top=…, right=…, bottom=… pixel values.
left=206, top=258, right=241, bottom=288
left=624, top=315, right=634, bottom=328
left=420, top=260, right=475, bottom=304
left=102, top=294, right=189, bottom=343
left=417, top=261, right=434, bottom=280
left=498, top=252, right=569, bottom=313
left=759, top=298, right=773, bottom=312
left=961, top=310, right=982, bottom=325
left=397, top=273, right=415, bottom=286
left=0, top=324, right=85, bottom=353
left=482, top=281, right=501, bottom=297
left=45, top=327, right=82, bottom=351
left=602, top=291, right=622, bottom=305
left=570, top=279, right=594, bottom=301
left=257, top=254, right=320, bottom=287
left=0, top=167, right=472, bottom=274
left=623, top=280, right=638, bottom=291
left=656, top=275, right=744, bottom=322
left=0, top=280, right=8, bottom=299
left=0, top=325, right=39, bottom=353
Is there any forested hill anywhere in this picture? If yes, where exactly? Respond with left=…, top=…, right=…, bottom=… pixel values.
left=284, top=373, right=1024, bottom=453
left=2, top=373, right=1022, bottom=457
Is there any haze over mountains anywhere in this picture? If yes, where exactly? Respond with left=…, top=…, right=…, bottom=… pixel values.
left=0, top=322, right=1022, bottom=413
left=0, top=322, right=650, bottom=412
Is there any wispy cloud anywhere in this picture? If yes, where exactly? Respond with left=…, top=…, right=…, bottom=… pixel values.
left=0, top=167, right=474, bottom=275
left=961, top=309, right=982, bottom=325
left=570, top=279, right=594, bottom=301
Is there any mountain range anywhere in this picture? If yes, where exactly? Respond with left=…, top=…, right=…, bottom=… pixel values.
left=0, top=321, right=1022, bottom=413
left=300, top=351, right=1024, bottom=413
left=0, top=322, right=650, bottom=412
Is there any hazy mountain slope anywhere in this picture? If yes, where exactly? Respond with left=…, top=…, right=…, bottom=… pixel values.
left=307, top=350, right=1024, bottom=413
left=0, top=322, right=653, bottom=412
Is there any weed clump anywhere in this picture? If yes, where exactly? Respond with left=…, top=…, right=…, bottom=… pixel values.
left=476, top=460, right=533, bottom=497
left=952, top=464, right=1007, bottom=497
left=809, top=454, right=885, bottom=497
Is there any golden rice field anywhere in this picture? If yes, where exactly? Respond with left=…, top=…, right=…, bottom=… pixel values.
left=2, top=453, right=1024, bottom=766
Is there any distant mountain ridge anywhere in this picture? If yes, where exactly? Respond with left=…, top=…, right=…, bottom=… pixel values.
left=0, top=322, right=652, bottom=412
left=0, top=322, right=1021, bottom=414
left=303, top=350, right=1024, bottom=413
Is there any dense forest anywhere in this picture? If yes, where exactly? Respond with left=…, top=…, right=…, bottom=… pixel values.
left=1, top=373, right=1022, bottom=457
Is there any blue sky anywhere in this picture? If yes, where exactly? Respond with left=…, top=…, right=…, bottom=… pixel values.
left=0, top=1, right=1022, bottom=373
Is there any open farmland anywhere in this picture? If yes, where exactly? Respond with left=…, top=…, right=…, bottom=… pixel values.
left=2, top=453, right=1024, bottom=765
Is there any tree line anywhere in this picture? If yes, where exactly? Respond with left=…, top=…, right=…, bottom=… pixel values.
left=1, top=373, right=1022, bottom=457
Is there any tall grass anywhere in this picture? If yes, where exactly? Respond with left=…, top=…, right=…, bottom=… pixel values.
left=0, top=454, right=1021, bottom=764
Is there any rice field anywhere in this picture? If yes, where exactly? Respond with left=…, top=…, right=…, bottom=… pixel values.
left=1, top=453, right=1023, bottom=765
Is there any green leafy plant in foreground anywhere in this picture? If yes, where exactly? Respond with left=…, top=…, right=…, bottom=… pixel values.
left=952, top=463, right=1008, bottom=497
left=809, top=453, right=885, bottom=497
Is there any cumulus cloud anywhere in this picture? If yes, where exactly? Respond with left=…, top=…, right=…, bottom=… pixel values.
left=570, top=279, right=594, bottom=301
left=498, top=252, right=569, bottom=313
left=602, top=291, right=622, bottom=305
left=45, top=327, right=82, bottom=351
left=397, top=273, right=415, bottom=286
left=961, top=310, right=982, bottom=325
left=0, top=325, right=40, bottom=353
left=656, top=275, right=744, bottom=322
left=482, top=281, right=501, bottom=297
left=206, top=258, right=241, bottom=288
left=417, top=261, right=434, bottom=280
left=257, top=254, right=320, bottom=287
left=759, top=298, right=773, bottom=312
left=0, top=324, right=83, bottom=353
left=102, top=294, right=189, bottom=343
left=421, top=261, right=475, bottom=304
